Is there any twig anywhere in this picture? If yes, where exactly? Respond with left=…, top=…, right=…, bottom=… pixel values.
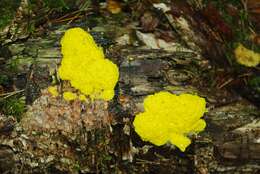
left=217, top=78, right=233, bottom=89
left=0, top=89, right=25, bottom=99
left=136, top=158, right=161, bottom=165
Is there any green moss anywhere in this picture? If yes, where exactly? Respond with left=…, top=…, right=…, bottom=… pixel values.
left=6, top=57, right=19, bottom=72
left=0, top=96, right=25, bottom=121
left=249, top=76, right=260, bottom=93
left=0, top=74, right=9, bottom=85
left=29, top=0, right=72, bottom=11
left=0, top=0, right=20, bottom=29
left=203, top=0, right=242, bottom=7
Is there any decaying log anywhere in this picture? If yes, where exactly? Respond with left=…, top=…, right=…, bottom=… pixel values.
left=0, top=17, right=259, bottom=174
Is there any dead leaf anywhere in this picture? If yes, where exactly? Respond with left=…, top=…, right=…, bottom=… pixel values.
left=140, top=11, right=159, bottom=32
left=247, top=0, right=260, bottom=30
left=225, top=4, right=239, bottom=17
left=136, top=30, right=193, bottom=52
left=250, top=33, right=260, bottom=45
left=107, top=0, right=122, bottom=14
left=247, top=0, right=260, bottom=13
left=116, top=34, right=131, bottom=46
left=202, top=3, right=233, bottom=41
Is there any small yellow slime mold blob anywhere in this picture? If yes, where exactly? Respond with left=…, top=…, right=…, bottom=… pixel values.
left=133, top=91, right=207, bottom=152
left=58, top=27, right=119, bottom=101
left=234, top=43, right=260, bottom=67
left=63, top=91, right=77, bottom=101
left=79, top=94, right=87, bottom=101
left=48, top=86, right=58, bottom=97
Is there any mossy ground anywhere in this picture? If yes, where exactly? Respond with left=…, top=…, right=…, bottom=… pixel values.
left=0, top=0, right=20, bottom=29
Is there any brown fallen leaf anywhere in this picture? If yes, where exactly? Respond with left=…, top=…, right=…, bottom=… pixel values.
left=247, top=0, right=260, bottom=30
left=107, top=0, right=122, bottom=14
left=140, top=11, right=159, bottom=32
left=247, top=0, right=260, bottom=14
left=250, top=33, right=260, bottom=45
left=201, top=3, right=233, bottom=41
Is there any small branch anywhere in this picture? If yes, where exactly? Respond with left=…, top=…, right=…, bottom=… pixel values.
left=0, top=89, right=25, bottom=99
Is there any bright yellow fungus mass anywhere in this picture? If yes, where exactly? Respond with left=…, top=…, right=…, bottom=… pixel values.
left=63, top=91, right=77, bottom=101
left=48, top=86, right=58, bottom=97
left=133, top=91, right=207, bottom=152
left=58, top=27, right=119, bottom=101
